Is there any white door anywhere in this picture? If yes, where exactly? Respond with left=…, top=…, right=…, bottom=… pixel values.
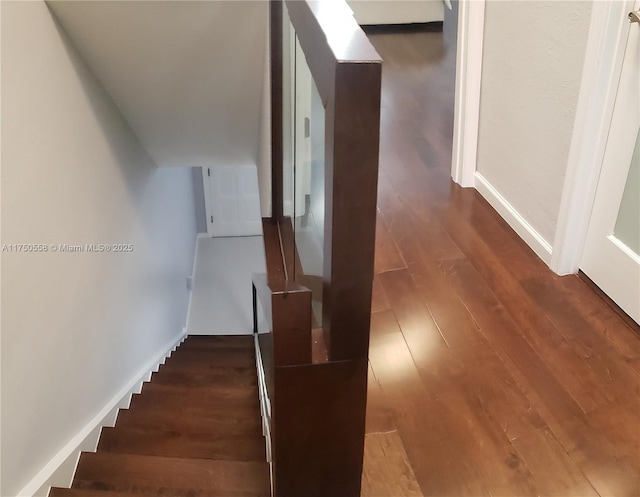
left=205, top=165, right=262, bottom=237
left=581, top=6, right=640, bottom=324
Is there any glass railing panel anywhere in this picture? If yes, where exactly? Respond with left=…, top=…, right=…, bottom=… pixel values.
left=282, top=5, right=326, bottom=327
left=282, top=5, right=294, bottom=223
left=292, top=33, right=325, bottom=327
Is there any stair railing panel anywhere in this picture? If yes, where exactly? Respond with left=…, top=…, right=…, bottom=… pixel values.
left=257, top=0, right=382, bottom=495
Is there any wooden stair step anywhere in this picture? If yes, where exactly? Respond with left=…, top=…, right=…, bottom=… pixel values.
left=140, top=381, right=258, bottom=399
left=127, top=390, right=260, bottom=412
left=74, top=452, right=270, bottom=496
left=98, top=426, right=266, bottom=461
left=53, top=487, right=264, bottom=497
left=159, top=359, right=256, bottom=373
left=149, top=369, right=258, bottom=389
left=180, top=335, right=254, bottom=349
left=50, top=489, right=144, bottom=497
left=115, top=407, right=263, bottom=436
left=165, top=349, right=255, bottom=368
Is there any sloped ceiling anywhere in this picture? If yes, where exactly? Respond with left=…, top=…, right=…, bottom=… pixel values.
left=47, top=0, right=268, bottom=169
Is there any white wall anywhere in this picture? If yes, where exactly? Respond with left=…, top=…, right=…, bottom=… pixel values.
left=47, top=1, right=269, bottom=171
left=476, top=0, right=593, bottom=247
left=1, top=2, right=198, bottom=495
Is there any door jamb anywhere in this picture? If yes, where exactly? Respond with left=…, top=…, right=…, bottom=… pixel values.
left=550, top=0, right=635, bottom=274
left=451, top=0, right=486, bottom=188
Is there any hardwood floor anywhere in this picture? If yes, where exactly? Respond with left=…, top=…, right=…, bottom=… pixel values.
left=361, top=25, right=640, bottom=497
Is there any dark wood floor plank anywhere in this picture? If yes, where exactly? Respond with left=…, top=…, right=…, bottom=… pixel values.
left=522, top=276, right=640, bottom=402
left=450, top=186, right=550, bottom=280
left=374, top=215, right=407, bottom=274
left=435, top=199, right=613, bottom=413
left=555, top=410, right=640, bottom=497
left=361, top=431, right=423, bottom=497
left=370, top=275, right=391, bottom=313
left=377, top=168, right=404, bottom=214
left=554, top=274, right=640, bottom=366
left=403, top=254, right=548, bottom=441
left=368, top=310, right=491, bottom=497
left=379, top=269, right=542, bottom=496
left=512, top=427, right=600, bottom=497
left=438, top=257, right=586, bottom=420
left=364, top=363, right=397, bottom=435
left=381, top=203, right=463, bottom=264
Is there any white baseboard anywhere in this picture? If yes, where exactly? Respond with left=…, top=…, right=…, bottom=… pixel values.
left=253, top=333, right=272, bottom=494
left=474, top=172, right=553, bottom=265
left=18, top=331, right=187, bottom=497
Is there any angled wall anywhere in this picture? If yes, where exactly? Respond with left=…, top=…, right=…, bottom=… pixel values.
left=1, top=1, right=198, bottom=494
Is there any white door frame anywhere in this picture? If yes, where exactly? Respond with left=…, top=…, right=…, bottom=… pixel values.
left=551, top=0, right=636, bottom=274
left=451, top=0, right=485, bottom=188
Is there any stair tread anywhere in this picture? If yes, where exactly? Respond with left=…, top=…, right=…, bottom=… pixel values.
left=128, top=391, right=260, bottom=413
left=158, top=360, right=256, bottom=373
left=98, top=426, right=265, bottom=461
left=57, top=486, right=268, bottom=497
left=167, top=348, right=255, bottom=360
left=50, top=489, right=145, bottom=497
left=115, top=408, right=263, bottom=436
left=140, top=382, right=258, bottom=397
left=150, top=369, right=258, bottom=388
left=74, top=452, right=270, bottom=494
left=180, top=335, right=254, bottom=349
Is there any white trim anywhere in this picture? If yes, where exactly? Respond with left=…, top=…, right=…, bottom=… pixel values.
left=609, top=235, right=640, bottom=266
left=551, top=0, right=635, bottom=275
left=475, top=172, right=553, bottom=265
left=201, top=166, right=214, bottom=237
left=253, top=332, right=273, bottom=495
left=253, top=333, right=272, bottom=461
left=451, top=0, right=485, bottom=188
left=19, top=331, right=187, bottom=497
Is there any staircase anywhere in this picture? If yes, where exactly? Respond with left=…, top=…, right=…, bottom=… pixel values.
left=50, top=336, right=271, bottom=497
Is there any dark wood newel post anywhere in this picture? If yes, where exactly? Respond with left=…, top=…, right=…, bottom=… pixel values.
left=265, top=1, right=382, bottom=496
